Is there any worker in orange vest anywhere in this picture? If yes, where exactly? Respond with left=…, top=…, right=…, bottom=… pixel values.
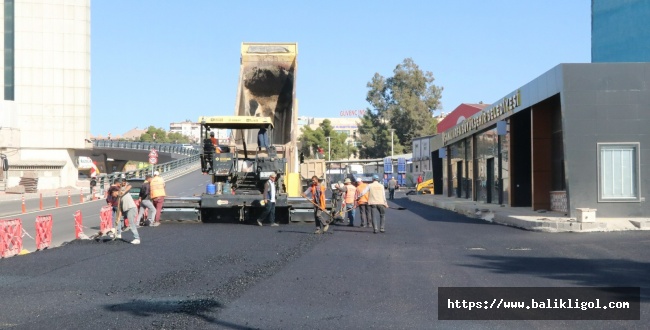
left=342, top=177, right=358, bottom=227
left=302, top=176, right=329, bottom=234
left=355, top=177, right=371, bottom=228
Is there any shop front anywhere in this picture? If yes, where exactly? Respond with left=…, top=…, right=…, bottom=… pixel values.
left=438, top=63, right=650, bottom=218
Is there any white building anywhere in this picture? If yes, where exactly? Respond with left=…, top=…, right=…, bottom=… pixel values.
left=169, top=120, right=229, bottom=144
left=0, top=0, right=91, bottom=190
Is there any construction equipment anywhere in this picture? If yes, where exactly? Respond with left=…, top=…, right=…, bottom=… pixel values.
left=160, top=42, right=331, bottom=223
left=416, top=170, right=434, bottom=194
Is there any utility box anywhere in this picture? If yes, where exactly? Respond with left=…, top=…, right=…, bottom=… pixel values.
left=576, top=208, right=597, bottom=223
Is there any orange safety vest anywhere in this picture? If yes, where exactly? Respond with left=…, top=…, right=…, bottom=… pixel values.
left=356, top=182, right=368, bottom=204
left=150, top=176, right=166, bottom=199
left=344, top=184, right=357, bottom=204
left=310, top=184, right=326, bottom=209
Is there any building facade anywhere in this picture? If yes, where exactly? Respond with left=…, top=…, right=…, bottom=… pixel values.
left=0, top=0, right=91, bottom=190
left=592, top=0, right=650, bottom=62
left=436, top=63, right=650, bottom=219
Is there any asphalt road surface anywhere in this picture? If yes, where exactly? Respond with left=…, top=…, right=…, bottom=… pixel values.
left=1, top=172, right=649, bottom=329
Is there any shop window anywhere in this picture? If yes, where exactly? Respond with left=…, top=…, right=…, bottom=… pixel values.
left=598, top=143, right=640, bottom=201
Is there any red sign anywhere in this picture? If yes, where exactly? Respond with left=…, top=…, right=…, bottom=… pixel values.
left=149, top=157, right=158, bottom=164
left=148, top=149, right=158, bottom=157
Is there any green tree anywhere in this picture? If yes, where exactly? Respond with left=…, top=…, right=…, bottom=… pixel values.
left=139, top=126, right=169, bottom=143
left=299, top=119, right=356, bottom=160
left=359, top=58, right=442, bottom=158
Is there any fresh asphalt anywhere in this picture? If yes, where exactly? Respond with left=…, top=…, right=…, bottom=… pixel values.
left=1, top=172, right=649, bottom=329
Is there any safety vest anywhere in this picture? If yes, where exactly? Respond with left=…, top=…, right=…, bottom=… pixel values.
left=310, top=184, right=326, bottom=209
left=367, top=182, right=386, bottom=205
left=356, top=182, right=368, bottom=204
left=150, top=176, right=166, bottom=199
left=344, top=184, right=356, bottom=204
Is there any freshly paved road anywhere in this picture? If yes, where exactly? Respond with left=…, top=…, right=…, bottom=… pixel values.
left=1, top=172, right=649, bottom=329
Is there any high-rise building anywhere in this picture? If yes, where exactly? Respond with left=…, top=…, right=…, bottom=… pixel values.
left=592, top=0, right=650, bottom=62
left=0, top=0, right=91, bottom=189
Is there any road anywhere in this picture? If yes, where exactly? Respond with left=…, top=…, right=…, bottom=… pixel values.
left=1, top=172, right=649, bottom=329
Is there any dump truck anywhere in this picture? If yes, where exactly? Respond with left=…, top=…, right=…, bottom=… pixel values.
left=236, top=42, right=299, bottom=173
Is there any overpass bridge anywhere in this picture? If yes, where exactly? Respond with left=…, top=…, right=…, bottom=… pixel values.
left=75, top=140, right=199, bottom=176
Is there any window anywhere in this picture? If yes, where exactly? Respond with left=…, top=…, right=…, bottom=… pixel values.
left=598, top=143, right=640, bottom=201
left=4, top=0, right=14, bottom=100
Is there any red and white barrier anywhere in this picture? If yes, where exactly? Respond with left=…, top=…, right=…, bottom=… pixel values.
left=74, top=210, right=83, bottom=239
left=0, top=218, right=23, bottom=258
left=100, top=205, right=112, bottom=235
left=35, top=215, right=53, bottom=250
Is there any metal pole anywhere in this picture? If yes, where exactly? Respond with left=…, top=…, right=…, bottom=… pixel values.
left=390, top=129, right=395, bottom=158
left=326, top=137, right=331, bottom=161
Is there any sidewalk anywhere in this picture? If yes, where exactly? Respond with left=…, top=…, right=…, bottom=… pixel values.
left=406, top=194, right=650, bottom=233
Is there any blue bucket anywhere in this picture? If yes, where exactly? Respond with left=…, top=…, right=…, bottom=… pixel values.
left=206, top=183, right=216, bottom=195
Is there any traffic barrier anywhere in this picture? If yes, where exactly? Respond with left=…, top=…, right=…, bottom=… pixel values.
left=39, top=193, right=43, bottom=210
left=92, top=187, right=97, bottom=201
left=0, top=218, right=23, bottom=258
left=67, top=189, right=71, bottom=206
left=74, top=210, right=83, bottom=239
left=55, top=191, right=59, bottom=208
left=35, top=215, right=53, bottom=251
left=80, top=189, right=84, bottom=203
left=99, top=205, right=112, bottom=235
left=21, top=195, right=26, bottom=214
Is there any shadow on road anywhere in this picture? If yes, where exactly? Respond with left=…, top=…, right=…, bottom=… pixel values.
left=389, top=197, right=495, bottom=225
left=104, top=298, right=255, bottom=329
left=461, top=254, right=650, bottom=301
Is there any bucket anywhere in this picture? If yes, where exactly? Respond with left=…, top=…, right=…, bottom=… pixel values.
left=206, top=183, right=216, bottom=195
left=222, top=182, right=231, bottom=195
left=216, top=182, right=223, bottom=195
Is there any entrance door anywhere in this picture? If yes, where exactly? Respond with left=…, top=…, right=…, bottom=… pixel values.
left=486, top=158, right=494, bottom=203
left=456, top=161, right=462, bottom=198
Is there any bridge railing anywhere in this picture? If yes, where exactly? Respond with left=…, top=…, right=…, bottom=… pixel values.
left=93, top=140, right=200, bottom=156
left=91, top=140, right=200, bottom=196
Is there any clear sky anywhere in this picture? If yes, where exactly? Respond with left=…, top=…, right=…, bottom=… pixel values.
left=90, top=0, right=591, bottom=137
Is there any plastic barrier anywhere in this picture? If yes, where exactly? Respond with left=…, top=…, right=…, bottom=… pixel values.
left=74, top=210, right=83, bottom=239
left=35, top=215, right=53, bottom=250
left=99, top=205, right=112, bottom=235
left=0, top=218, right=23, bottom=258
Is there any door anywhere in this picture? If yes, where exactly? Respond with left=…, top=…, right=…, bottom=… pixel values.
left=486, top=158, right=494, bottom=203
left=456, top=161, right=463, bottom=198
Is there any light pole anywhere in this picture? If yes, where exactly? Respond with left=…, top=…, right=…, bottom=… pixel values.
left=389, top=129, right=395, bottom=159
left=325, top=137, right=331, bottom=161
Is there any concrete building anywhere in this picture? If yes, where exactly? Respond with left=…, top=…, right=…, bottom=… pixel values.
left=0, top=0, right=91, bottom=190
left=435, top=63, right=650, bottom=219
left=592, top=0, right=650, bottom=62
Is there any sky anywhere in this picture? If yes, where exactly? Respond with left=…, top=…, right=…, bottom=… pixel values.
left=90, top=0, right=592, bottom=137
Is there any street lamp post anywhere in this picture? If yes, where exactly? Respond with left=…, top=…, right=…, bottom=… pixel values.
left=326, top=137, right=331, bottom=161
left=389, top=129, right=395, bottom=159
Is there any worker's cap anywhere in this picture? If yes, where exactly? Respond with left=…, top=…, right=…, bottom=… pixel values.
left=145, top=174, right=152, bottom=179
left=269, top=172, right=277, bottom=178
left=344, top=178, right=351, bottom=184
left=154, top=171, right=160, bottom=176
left=372, top=174, right=380, bottom=181
left=210, top=132, right=214, bottom=136
left=356, top=177, right=363, bottom=183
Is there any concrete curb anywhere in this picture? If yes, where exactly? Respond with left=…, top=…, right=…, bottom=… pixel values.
left=407, top=195, right=643, bottom=233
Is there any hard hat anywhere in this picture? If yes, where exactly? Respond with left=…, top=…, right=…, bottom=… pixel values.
left=154, top=171, right=160, bottom=176
left=356, top=177, right=363, bottom=182
left=372, top=174, right=380, bottom=181
left=344, top=178, right=351, bottom=184
left=210, top=132, right=214, bottom=136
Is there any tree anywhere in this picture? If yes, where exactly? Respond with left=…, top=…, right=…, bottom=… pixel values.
left=359, top=58, right=442, bottom=158
left=298, top=119, right=356, bottom=160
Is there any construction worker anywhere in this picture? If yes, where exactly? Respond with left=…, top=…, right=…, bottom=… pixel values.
left=343, top=178, right=358, bottom=227
left=388, top=176, right=398, bottom=200
left=367, top=174, right=388, bottom=233
left=149, top=170, right=166, bottom=226
left=257, top=172, right=278, bottom=227
left=111, top=178, right=140, bottom=244
left=355, top=177, right=371, bottom=227
left=136, top=174, right=156, bottom=226
left=302, top=175, right=328, bottom=234
left=210, top=132, right=221, bottom=153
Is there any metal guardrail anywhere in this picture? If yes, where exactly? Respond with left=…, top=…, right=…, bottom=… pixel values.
left=93, top=140, right=199, bottom=156
left=91, top=140, right=200, bottom=196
